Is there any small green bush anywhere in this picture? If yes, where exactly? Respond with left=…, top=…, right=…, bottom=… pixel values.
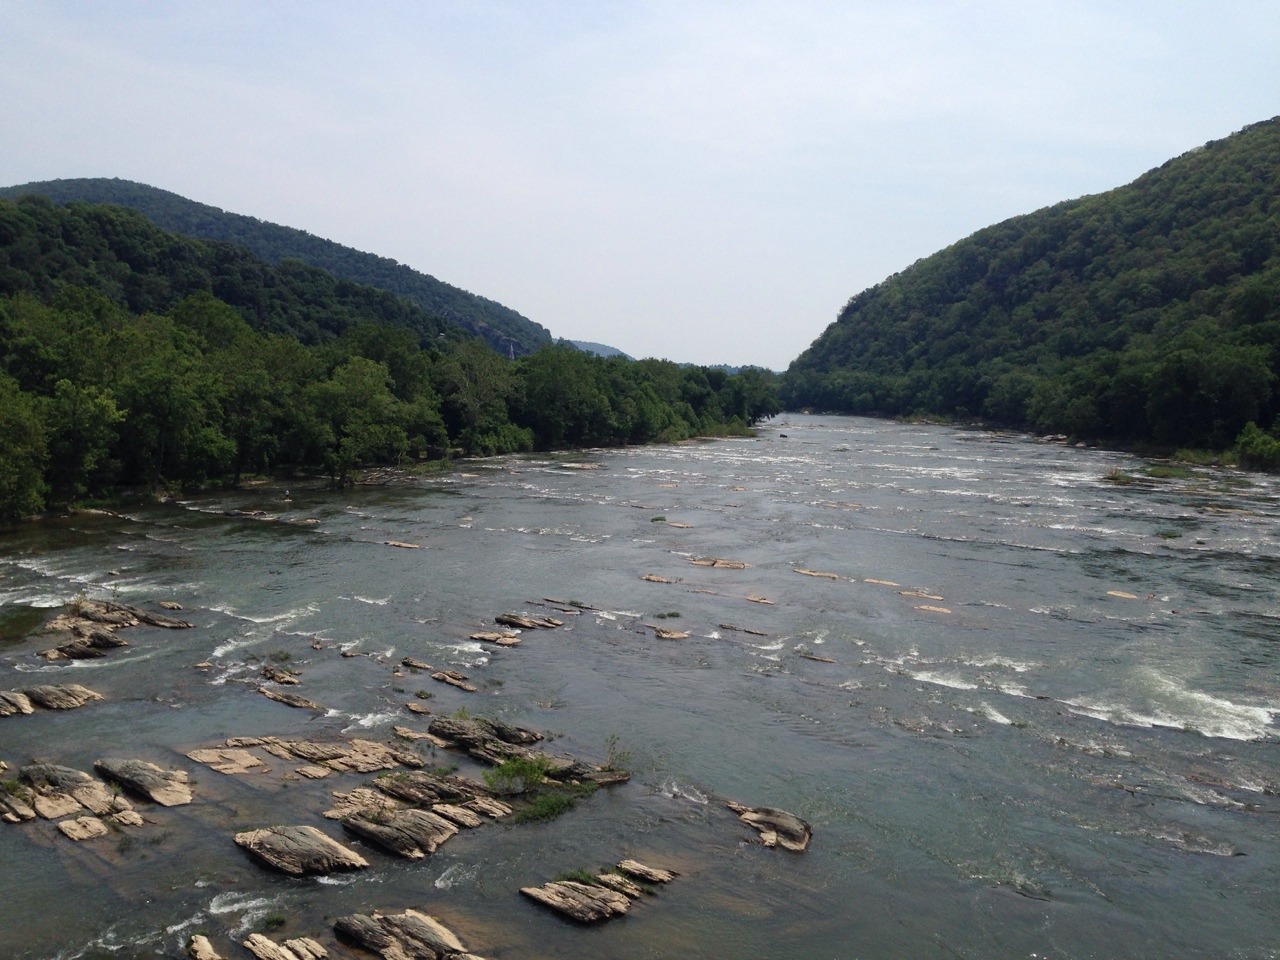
left=484, top=755, right=553, bottom=795
left=1235, top=421, right=1280, bottom=471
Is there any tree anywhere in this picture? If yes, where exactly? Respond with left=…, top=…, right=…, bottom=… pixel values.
left=0, top=372, right=47, bottom=523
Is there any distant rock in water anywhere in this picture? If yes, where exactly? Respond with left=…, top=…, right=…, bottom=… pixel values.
left=726, top=800, right=812, bottom=851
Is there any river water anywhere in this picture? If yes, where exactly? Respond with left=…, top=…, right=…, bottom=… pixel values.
left=1, top=414, right=1277, bottom=960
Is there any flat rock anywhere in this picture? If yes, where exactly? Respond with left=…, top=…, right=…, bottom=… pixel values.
left=259, top=687, right=323, bottom=710
left=594, top=872, right=646, bottom=898
left=404, top=702, right=433, bottom=715
left=79, top=600, right=193, bottom=629
left=383, top=540, right=422, bottom=549
left=794, top=568, right=840, bottom=579
left=617, top=859, right=678, bottom=883
left=341, top=807, right=459, bottom=858
left=401, top=657, right=434, bottom=671
left=234, top=825, right=370, bottom=875
left=94, top=758, right=192, bottom=806
left=520, top=880, right=632, bottom=922
left=726, top=801, right=812, bottom=851
left=392, top=725, right=436, bottom=741
left=324, top=787, right=401, bottom=820
left=651, top=626, right=690, bottom=640
left=372, top=770, right=477, bottom=806
left=0, top=691, right=35, bottom=716
left=262, top=664, right=300, bottom=685
left=431, top=670, right=477, bottom=692
left=243, top=934, right=328, bottom=960
left=25, top=764, right=132, bottom=818
left=23, top=683, right=103, bottom=710
left=34, top=792, right=83, bottom=819
left=41, top=629, right=129, bottom=660
left=427, top=715, right=543, bottom=750
left=431, top=802, right=484, bottom=828
left=719, top=623, right=769, bottom=636
left=495, top=612, right=562, bottom=629
left=187, top=747, right=266, bottom=775
left=0, top=784, right=37, bottom=822
left=796, top=650, right=837, bottom=663
left=20, top=764, right=128, bottom=819
left=641, top=574, right=677, bottom=583
left=188, top=934, right=227, bottom=960
left=334, top=908, right=481, bottom=960
left=58, top=815, right=109, bottom=841
left=470, top=631, right=520, bottom=646
left=688, top=557, right=749, bottom=569
left=465, top=796, right=512, bottom=819
left=276, top=738, right=424, bottom=773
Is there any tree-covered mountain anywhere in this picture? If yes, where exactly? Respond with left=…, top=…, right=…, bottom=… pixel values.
left=0, top=178, right=553, bottom=355
left=0, top=195, right=460, bottom=346
left=784, top=117, right=1280, bottom=453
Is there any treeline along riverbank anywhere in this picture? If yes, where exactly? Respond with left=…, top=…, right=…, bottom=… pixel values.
left=0, top=196, right=780, bottom=523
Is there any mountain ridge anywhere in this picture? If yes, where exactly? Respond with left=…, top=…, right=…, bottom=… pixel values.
left=784, top=116, right=1280, bottom=452
left=0, top=177, right=552, bottom=355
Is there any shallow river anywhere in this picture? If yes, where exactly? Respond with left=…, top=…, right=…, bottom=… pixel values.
left=1, top=414, right=1277, bottom=960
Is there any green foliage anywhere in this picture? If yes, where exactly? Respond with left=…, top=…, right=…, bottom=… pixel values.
left=602, top=733, right=632, bottom=772
left=784, top=117, right=1280, bottom=455
left=511, top=781, right=598, bottom=823
left=554, top=868, right=601, bottom=885
left=0, top=198, right=786, bottom=505
left=260, top=912, right=288, bottom=932
left=1234, top=420, right=1280, bottom=470
left=483, top=755, right=553, bottom=795
left=0, top=371, right=47, bottom=523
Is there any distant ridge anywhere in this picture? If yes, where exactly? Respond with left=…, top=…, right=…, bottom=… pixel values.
left=0, top=177, right=553, bottom=355
left=567, top=339, right=633, bottom=360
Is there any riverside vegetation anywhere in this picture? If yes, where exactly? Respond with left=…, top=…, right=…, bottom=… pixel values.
left=0, top=196, right=780, bottom=523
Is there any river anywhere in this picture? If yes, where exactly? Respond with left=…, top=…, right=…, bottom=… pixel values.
left=1, top=414, right=1277, bottom=960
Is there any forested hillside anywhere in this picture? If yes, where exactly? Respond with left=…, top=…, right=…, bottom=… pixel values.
left=0, top=178, right=553, bottom=355
left=785, top=117, right=1280, bottom=456
left=0, top=197, right=780, bottom=522
left=0, top=196, right=459, bottom=345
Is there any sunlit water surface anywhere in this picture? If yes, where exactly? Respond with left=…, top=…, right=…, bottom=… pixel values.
left=1, top=415, right=1277, bottom=959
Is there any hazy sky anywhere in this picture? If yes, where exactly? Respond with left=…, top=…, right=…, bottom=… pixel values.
left=2, top=2, right=1277, bottom=368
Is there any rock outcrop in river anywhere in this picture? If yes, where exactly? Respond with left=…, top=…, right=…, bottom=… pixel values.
left=334, top=907, right=488, bottom=960
left=234, top=824, right=370, bottom=876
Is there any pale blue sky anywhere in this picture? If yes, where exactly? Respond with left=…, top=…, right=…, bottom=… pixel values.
left=2, top=1, right=1277, bottom=367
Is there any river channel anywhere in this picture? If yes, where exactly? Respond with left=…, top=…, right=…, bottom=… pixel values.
left=1, top=414, right=1277, bottom=959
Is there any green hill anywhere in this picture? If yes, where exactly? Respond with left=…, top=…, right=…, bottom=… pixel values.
left=784, top=117, right=1280, bottom=452
left=0, top=195, right=460, bottom=346
left=0, top=178, right=552, bottom=355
